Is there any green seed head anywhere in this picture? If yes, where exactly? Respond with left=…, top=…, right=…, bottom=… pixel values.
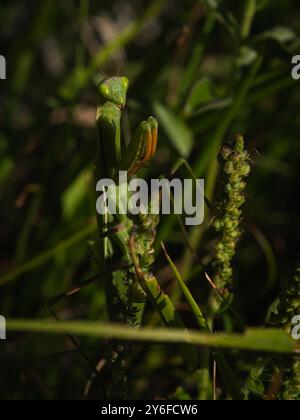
left=234, top=134, right=244, bottom=152
left=213, top=135, right=250, bottom=293
left=225, top=183, right=232, bottom=193
left=224, top=161, right=234, bottom=174
left=231, top=152, right=243, bottom=162
left=240, top=163, right=251, bottom=177
left=235, top=195, right=246, bottom=207
left=214, top=219, right=224, bottom=231
left=224, top=217, right=239, bottom=230
left=216, top=242, right=225, bottom=251
left=230, top=173, right=242, bottom=183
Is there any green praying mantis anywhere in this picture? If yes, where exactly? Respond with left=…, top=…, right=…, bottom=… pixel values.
left=95, top=76, right=200, bottom=396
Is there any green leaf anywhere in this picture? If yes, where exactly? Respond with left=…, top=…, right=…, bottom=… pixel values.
left=237, top=46, right=258, bottom=67
left=62, top=168, right=90, bottom=221
left=256, top=0, right=270, bottom=11
left=6, top=320, right=299, bottom=354
left=201, top=0, right=219, bottom=10
left=171, top=386, right=192, bottom=400
left=153, top=102, right=193, bottom=157
left=242, top=357, right=272, bottom=399
left=184, top=77, right=214, bottom=115
left=259, top=26, right=297, bottom=45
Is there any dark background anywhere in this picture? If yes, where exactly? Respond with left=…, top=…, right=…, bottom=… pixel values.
left=0, top=0, right=299, bottom=399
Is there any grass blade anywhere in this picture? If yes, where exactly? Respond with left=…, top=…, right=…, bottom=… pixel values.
left=6, top=320, right=299, bottom=354
left=161, top=242, right=209, bottom=331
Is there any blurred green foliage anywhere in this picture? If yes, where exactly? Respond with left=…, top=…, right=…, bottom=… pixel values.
left=0, top=0, right=300, bottom=400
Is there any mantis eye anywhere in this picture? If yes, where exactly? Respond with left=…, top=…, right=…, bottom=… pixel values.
left=121, top=77, right=129, bottom=90
left=99, top=84, right=110, bottom=98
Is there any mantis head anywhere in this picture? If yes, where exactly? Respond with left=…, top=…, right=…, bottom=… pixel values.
left=98, top=77, right=129, bottom=109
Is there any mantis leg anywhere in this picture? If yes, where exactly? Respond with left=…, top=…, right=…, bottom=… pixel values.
left=119, top=117, right=158, bottom=177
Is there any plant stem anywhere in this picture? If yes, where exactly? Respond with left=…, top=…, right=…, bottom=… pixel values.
left=240, top=0, right=256, bottom=39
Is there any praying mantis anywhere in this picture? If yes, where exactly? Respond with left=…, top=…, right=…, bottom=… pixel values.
left=95, top=76, right=199, bottom=397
